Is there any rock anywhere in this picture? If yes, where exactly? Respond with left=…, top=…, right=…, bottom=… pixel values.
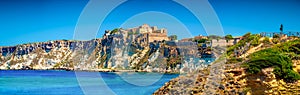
left=219, top=85, right=225, bottom=90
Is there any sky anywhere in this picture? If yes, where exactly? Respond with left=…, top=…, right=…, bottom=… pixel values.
left=0, top=0, right=299, bottom=46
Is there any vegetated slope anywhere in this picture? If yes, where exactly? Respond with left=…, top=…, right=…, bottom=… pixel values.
left=223, top=34, right=300, bottom=94
left=154, top=33, right=300, bottom=95
left=226, top=33, right=262, bottom=64
left=244, top=39, right=300, bottom=82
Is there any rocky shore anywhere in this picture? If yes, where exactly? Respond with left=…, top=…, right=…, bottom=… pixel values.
left=154, top=62, right=300, bottom=95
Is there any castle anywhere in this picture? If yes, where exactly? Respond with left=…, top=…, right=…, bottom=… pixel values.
left=126, top=24, right=169, bottom=42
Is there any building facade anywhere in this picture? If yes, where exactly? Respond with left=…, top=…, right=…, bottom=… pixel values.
left=127, top=24, right=169, bottom=42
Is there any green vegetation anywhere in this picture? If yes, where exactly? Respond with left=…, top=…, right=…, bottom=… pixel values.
left=110, top=28, right=119, bottom=34
left=226, top=33, right=261, bottom=57
left=273, top=34, right=280, bottom=38
left=272, top=38, right=280, bottom=44
left=53, top=62, right=62, bottom=68
left=227, top=57, right=243, bottom=64
left=250, top=34, right=260, bottom=46
left=225, top=32, right=300, bottom=81
left=273, top=39, right=300, bottom=59
left=208, top=35, right=222, bottom=41
left=244, top=39, right=300, bottom=82
left=169, top=35, right=177, bottom=41
left=167, top=56, right=181, bottom=69
left=242, top=87, right=252, bottom=94
left=225, top=34, right=233, bottom=42
left=127, top=31, right=139, bottom=35
left=262, top=37, right=270, bottom=44
left=225, top=34, right=233, bottom=40
left=195, top=39, right=206, bottom=43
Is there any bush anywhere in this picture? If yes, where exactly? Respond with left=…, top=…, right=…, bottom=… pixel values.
left=197, top=39, right=206, bottom=43
left=273, top=34, right=280, bottom=38
left=249, top=34, right=261, bottom=46
left=272, top=38, right=280, bottom=44
left=243, top=32, right=251, bottom=38
left=110, top=28, right=119, bottom=34
left=225, top=34, right=233, bottom=42
left=226, top=33, right=261, bottom=57
left=262, top=37, right=270, bottom=44
left=244, top=40, right=300, bottom=82
left=274, top=39, right=300, bottom=54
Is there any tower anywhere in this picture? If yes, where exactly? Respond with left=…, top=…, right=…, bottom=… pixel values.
left=280, top=24, right=283, bottom=34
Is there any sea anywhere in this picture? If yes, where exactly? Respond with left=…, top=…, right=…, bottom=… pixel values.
left=0, top=70, right=178, bottom=95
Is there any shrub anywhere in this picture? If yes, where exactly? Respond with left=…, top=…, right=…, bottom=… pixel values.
left=110, top=28, right=119, bottom=34
left=273, top=34, right=280, bottom=38
left=249, top=34, right=261, bottom=46
left=226, top=33, right=261, bottom=57
left=262, top=37, right=270, bottom=44
left=196, top=39, right=206, bottom=43
left=226, top=58, right=243, bottom=64
left=243, top=32, right=251, bottom=38
left=244, top=40, right=300, bottom=82
left=225, top=34, right=233, bottom=42
left=272, top=38, right=279, bottom=44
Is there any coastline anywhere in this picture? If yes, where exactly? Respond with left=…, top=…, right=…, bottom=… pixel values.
left=0, top=68, right=184, bottom=74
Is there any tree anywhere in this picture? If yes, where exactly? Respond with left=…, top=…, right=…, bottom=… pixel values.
left=208, top=35, right=221, bottom=41
left=280, top=24, right=283, bottom=33
left=168, top=35, right=177, bottom=41
left=225, top=35, right=233, bottom=40
left=243, top=32, right=251, bottom=38
left=225, top=34, right=233, bottom=42
left=273, top=34, right=280, bottom=38
left=196, top=39, right=206, bottom=43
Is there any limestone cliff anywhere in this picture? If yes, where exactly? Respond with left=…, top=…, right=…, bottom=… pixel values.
left=0, top=29, right=213, bottom=73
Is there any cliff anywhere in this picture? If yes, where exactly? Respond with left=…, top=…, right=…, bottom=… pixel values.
left=0, top=29, right=213, bottom=73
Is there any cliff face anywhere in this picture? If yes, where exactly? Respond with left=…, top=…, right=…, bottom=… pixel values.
left=0, top=29, right=211, bottom=73
left=0, top=39, right=97, bottom=70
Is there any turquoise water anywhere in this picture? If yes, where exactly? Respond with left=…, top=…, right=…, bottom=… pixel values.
left=0, top=70, right=178, bottom=95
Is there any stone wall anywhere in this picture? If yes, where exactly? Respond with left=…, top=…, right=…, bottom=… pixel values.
left=211, top=38, right=240, bottom=47
left=148, top=32, right=169, bottom=42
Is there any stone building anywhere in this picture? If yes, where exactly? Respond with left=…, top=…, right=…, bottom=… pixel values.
left=211, top=37, right=241, bottom=47
left=194, top=35, right=208, bottom=40
left=127, top=24, right=169, bottom=42
left=226, top=37, right=242, bottom=46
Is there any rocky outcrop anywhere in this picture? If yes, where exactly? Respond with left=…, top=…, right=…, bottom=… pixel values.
left=0, top=29, right=213, bottom=73
left=154, top=35, right=300, bottom=95
left=154, top=62, right=300, bottom=95
left=154, top=56, right=225, bottom=95
left=0, top=39, right=98, bottom=70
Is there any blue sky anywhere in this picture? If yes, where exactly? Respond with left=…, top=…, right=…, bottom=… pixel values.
left=0, top=0, right=299, bottom=46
